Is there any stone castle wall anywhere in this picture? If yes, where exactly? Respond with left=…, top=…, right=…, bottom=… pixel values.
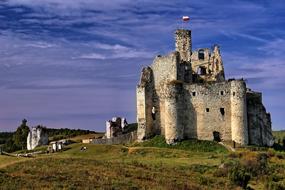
left=184, top=81, right=233, bottom=142
left=247, top=91, right=274, bottom=146
left=137, top=67, right=155, bottom=141
left=91, top=131, right=137, bottom=145
left=230, top=80, right=248, bottom=145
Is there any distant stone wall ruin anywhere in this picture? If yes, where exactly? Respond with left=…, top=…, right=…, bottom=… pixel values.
left=91, top=131, right=137, bottom=145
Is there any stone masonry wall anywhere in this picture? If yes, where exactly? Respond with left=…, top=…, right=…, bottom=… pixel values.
left=230, top=80, right=248, bottom=145
left=175, top=29, right=192, bottom=62
left=159, top=82, right=184, bottom=144
left=184, top=81, right=233, bottom=142
left=137, top=67, right=154, bottom=141
left=149, top=52, right=181, bottom=136
left=247, top=91, right=274, bottom=146
left=91, top=131, right=137, bottom=145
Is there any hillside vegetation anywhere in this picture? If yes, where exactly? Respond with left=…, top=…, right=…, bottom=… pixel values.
left=0, top=127, right=97, bottom=153
left=0, top=134, right=285, bottom=189
left=273, top=130, right=285, bottom=143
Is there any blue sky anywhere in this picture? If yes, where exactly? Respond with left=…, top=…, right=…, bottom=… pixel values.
left=0, top=0, right=284, bottom=131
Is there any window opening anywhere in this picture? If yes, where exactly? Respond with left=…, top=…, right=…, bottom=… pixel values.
left=198, top=49, right=205, bottom=60
left=220, top=108, right=225, bottom=116
left=197, top=66, right=207, bottom=75
left=151, top=106, right=156, bottom=120
left=213, top=131, right=221, bottom=142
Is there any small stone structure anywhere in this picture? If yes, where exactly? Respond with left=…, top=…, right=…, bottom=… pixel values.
left=48, top=139, right=71, bottom=152
left=105, top=117, right=128, bottom=139
left=82, top=139, right=92, bottom=144
left=136, top=29, right=274, bottom=146
left=27, top=126, right=49, bottom=150
left=50, top=141, right=63, bottom=152
left=91, top=131, right=137, bottom=145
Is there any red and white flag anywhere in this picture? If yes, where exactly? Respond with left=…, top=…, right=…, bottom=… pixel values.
left=182, top=16, right=190, bottom=21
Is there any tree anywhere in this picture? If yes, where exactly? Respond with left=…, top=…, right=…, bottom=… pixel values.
left=12, top=119, right=30, bottom=150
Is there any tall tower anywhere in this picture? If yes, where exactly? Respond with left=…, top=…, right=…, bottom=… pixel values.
left=175, top=29, right=192, bottom=62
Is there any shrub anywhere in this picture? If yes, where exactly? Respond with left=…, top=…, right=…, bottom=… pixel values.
left=267, top=149, right=275, bottom=157
left=276, top=153, right=285, bottom=159
left=266, top=180, right=285, bottom=190
left=228, top=152, right=242, bottom=159
left=229, top=165, right=251, bottom=189
left=241, top=152, right=268, bottom=176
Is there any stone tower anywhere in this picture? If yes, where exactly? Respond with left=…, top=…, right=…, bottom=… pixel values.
left=175, top=29, right=192, bottom=62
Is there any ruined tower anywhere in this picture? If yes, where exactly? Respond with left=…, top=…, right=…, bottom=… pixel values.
left=136, top=29, right=274, bottom=147
left=175, top=29, right=192, bottom=62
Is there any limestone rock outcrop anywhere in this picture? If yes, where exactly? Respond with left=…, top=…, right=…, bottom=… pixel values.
left=27, top=126, right=49, bottom=150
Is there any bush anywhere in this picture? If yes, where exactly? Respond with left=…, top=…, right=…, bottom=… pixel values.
left=229, top=165, right=251, bottom=189
left=266, top=180, right=285, bottom=190
left=276, top=153, right=285, bottom=159
left=240, top=152, right=268, bottom=176
left=216, top=152, right=270, bottom=189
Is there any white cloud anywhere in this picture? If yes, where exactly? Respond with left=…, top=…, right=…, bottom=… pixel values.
left=76, top=42, right=154, bottom=60
left=25, top=42, right=58, bottom=48
left=220, top=31, right=268, bottom=42
left=258, top=39, right=285, bottom=56
left=94, top=43, right=129, bottom=51
left=224, top=51, right=285, bottom=90
left=78, top=53, right=106, bottom=60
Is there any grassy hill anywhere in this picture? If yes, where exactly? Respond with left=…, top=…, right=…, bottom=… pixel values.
left=0, top=136, right=285, bottom=189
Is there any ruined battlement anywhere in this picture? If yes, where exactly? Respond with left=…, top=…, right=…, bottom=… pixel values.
left=136, top=29, right=274, bottom=147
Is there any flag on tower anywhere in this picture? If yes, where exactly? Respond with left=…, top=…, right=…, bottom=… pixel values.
left=182, top=16, right=190, bottom=21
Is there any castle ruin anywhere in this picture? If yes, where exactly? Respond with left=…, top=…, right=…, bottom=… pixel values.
left=136, top=29, right=274, bottom=146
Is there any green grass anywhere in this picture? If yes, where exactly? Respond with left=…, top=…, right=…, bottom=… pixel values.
left=273, top=130, right=285, bottom=143
left=0, top=142, right=231, bottom=189
left=13, top=145, right=49, bottom=154
left=0, top=155, right=27, bottom=169
left=0, top=137, right=285, bottom=189
left=132, top=136, right=228, bottom=153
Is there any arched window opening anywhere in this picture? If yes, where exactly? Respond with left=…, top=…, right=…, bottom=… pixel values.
left=151, top=106, right=156, bottom=120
